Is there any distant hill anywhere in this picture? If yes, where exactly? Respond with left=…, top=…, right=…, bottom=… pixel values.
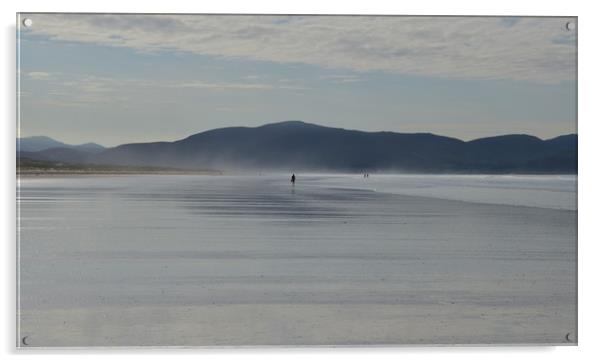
left=19, top=121, right=577, bottom=173
left=18, top=136, right=105, bottom=153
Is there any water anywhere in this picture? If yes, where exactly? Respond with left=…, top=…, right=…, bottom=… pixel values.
left=17, top=174, right=577, bottom=346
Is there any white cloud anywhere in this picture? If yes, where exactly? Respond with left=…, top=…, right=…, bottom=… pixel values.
left=242, top=75, right=264, bottom=80
left=22, top=14, right=576, bottom=83
left=27, top=71, right=54, bottom=80
left=168, top=81, right=306, bottom=90
left=320, top=74, right=363, bottom=83
left=24, top=72, right=307, bottom=107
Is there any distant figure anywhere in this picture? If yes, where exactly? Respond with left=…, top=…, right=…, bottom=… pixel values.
left=291, top=173, right=296, bottom=184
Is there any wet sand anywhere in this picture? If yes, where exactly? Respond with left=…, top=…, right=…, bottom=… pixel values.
left=17, top=174, right=577, bottom=347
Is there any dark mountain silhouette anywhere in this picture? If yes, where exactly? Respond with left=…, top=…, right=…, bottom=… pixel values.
left=19, top=121, right=577, bottom=173
left=18, top=136, right=105, bottom=153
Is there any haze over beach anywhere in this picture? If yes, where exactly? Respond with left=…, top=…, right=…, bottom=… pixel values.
left=17, top=14, right=576, bottom=347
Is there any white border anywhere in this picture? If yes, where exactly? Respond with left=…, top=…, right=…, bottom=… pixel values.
left=2, top=0, right=601, bottom=361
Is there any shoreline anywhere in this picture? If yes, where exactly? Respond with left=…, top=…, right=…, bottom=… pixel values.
left=17, top=170, right=223, bottom=177
left=16, top=170, right=577, bottom=177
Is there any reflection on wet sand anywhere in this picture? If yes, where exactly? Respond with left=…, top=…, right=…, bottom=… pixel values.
left=18, top=174, right=576, bottom=346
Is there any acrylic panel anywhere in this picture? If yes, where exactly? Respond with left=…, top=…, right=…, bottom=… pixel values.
left=16, top=13, right=577, bottom=347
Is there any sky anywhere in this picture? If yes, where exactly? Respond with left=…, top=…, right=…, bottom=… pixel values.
left=18, top=14, right=577, bottom=147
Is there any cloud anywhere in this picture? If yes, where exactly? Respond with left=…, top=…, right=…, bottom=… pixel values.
left=242, top=75, right=264, bottom=80
left=27, top=71, right=54, bottom=80
left=22, top=14, right=576, bottom=83
left=319, top=74, right=363, bottom=83
left=168, top=81, right=306, bottom=90
left=23, top=72, right=307, bottom=106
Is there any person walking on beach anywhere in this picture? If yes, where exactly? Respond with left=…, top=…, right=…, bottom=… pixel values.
left=291, top=173, right=296, bottom=184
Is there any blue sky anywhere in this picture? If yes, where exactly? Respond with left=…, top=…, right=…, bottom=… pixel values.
left=18, top=14, right=576, bottom=146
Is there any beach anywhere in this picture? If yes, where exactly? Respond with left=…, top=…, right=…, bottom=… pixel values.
left=17, top=174, right=577, bottom=346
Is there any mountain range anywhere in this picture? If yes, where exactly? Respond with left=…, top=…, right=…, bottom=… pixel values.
left=17, top=121, right=577, bottom=173
left=18, top=136, right=105, bottom=153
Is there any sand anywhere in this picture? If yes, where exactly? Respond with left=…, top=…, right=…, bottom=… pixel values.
left=17, top=174, right=577, bottom=347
